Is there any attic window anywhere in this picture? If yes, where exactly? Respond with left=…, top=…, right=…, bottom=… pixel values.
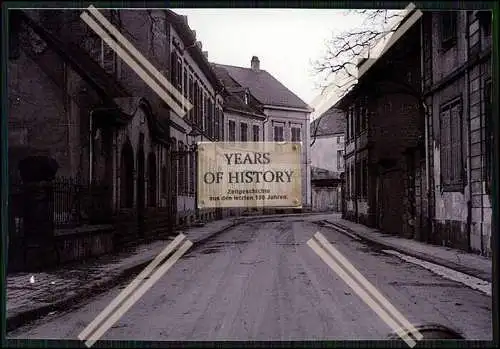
left=244, top=92, right=249, bottom=104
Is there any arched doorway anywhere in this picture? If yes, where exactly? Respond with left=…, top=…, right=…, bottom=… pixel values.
left=137, top=134, right=145, bottom=237
left=148, top=152, right=157, bottom=207
left=120, top=141, right=134, bottom=209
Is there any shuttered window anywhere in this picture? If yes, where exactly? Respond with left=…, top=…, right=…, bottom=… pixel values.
left=484, top=80, right=492, bottom=188
left=440, top=98, right=463, bottom=189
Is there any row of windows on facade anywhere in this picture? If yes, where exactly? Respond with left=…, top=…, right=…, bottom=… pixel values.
left=227, top=121, right=302, bottom=142
left=345, top=159, right=368, bottom=200
left=85, top=28, right=224, bottom=141
left=171, top=50, right=224, bottom=140
left=342, top=79, right=492, bottom=197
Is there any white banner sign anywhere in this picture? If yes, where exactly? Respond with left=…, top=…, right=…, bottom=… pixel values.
left=197, top=142, right=302, bottom=208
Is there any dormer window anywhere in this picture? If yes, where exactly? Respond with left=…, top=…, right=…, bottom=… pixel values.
left=244, top=91, right=249, bottom=104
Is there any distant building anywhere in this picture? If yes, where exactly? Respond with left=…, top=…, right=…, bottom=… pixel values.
left=213, top=56, right=314, bottom=211
left=311, top=167, right=343, bottom=212
left=333, top=8, right=493, bottom=256
left=310, top=106, right=346, bottom=173
left=310, top=106, right=345, bottom=212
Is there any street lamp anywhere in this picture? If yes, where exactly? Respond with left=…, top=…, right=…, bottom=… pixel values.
left=188, top=127, right=202, bottom=222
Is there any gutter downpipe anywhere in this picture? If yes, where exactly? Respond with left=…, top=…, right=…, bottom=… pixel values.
left=420, top=17, right=432, bottom=243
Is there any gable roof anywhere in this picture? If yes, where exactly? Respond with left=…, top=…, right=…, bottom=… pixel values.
left=214, top=63, right=311, bottom=111
left=211, top=64, right=266, bottom=118
left=311, top=106, right=345, bottom=137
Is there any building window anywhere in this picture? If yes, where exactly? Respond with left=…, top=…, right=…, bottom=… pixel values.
left=188, top=74, right=194, bottom=122
left=337, top=136, right=341, bottom=144
left=148, top=153, right=157, bottom=207
left=354, top=104, right=360, bottom=137
left=484, top=79, right=492, bottom=190
left=229, top=120, right=236, bottom=142
left=196, top=83, right=202, bottom=126
left=439, top=12, right=457, bottom=49
left=274, top=125, right=284, bottom=142
left=337, top=150, right=344, bottom=171
left=177, top=142, right=184, bottom=194
left=214, top=105, right=220, bottom=141
left=440, top=98, right=463, bottom=190
left=161, top=165, right=167, bottom=195
left=220, top=109, right=225, bottom=141
left=291, top=127, right=301, bottom=142
left=349, top=106, right=355, bottom=140
left=189, top=151, right=195, bottom=195
left=360, top=98, right=368, bottom=132
left=244, top=92, right=249, bottom=104
left=183, top=67, right=188, bottom=98
left=362, top=159, right=368, bottom=198
left=355, top=161, right=361, bottom=199
left=183, top=145, right=189, bottom=195
left=240, top=122, right=248, bottom=142
left=253, top=125, right=260, bottom=142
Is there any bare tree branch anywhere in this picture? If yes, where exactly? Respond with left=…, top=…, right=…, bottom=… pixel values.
left=311, top=9, right=406, bottom=99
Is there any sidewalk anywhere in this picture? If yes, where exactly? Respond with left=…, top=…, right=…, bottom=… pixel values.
left=6, top=217, right=240, bottom=332
left=318, top=214, right=492, bottom=283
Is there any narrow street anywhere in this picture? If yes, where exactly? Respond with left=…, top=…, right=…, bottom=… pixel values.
left=8, top=217, right=492, bottom=341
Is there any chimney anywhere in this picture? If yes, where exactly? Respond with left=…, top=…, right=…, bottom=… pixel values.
left=203, top=51, right=208, bottom=59
left=251, top=56, right=260, bottom=71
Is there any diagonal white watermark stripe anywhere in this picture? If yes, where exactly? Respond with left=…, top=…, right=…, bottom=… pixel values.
left=85, top=5, right=193, bottom=112
left=81, top=239, right=193, bottom=347
left=313, top=232, right=424, bottom=341
left=308, top=236, right=420, bottom=347
left=80, top=8, right=192, bottom=117
left=78, top=233, right=187, bottom=341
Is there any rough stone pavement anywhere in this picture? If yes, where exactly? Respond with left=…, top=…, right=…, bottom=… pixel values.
left=238, top=212, right=492, bottom=282
left=316, top=215, right=492, bottom=283
left=6, top=217, right=240, bottom=331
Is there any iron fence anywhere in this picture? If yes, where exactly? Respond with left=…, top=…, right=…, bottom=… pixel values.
left=9, top=176, right=112, bottom=237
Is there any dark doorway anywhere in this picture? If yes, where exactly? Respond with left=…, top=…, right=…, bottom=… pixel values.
left=137, top=134, right=145, bottom=237
left=120, top=141, right=134, bottom=209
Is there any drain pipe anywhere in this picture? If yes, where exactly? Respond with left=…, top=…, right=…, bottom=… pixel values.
left=420, top=18, right=432, bottom=243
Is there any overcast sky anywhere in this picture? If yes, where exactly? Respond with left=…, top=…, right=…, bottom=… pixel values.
left=173, top=9, right=366, bottom=110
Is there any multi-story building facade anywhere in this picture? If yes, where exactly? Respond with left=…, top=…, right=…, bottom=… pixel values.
left=8, top=9, right=224, bottom=249
left=422, top=10, right=493, bottom=254
left=310, top=106, right=345, bottom=212
left=335, top=8, right=493, bottom=255
left=335, top=9, right=423, bottom=234
left=213, top=57, right=314, bottom=210
left=310, top=107, right=346, bottom=173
